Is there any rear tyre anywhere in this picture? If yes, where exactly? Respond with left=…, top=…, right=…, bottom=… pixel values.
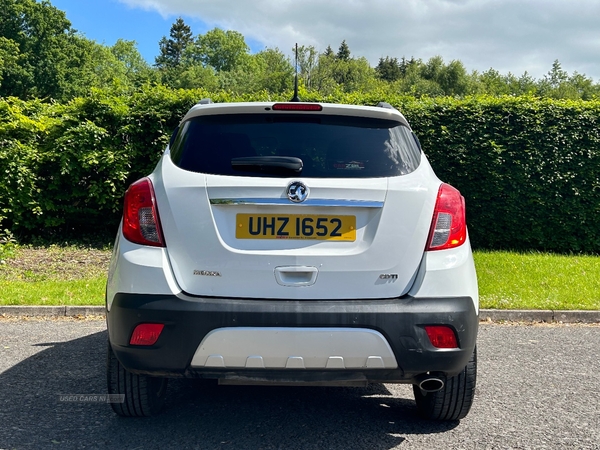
left=107, top=342, right=168, bottom=417
left=413, top=346, right=477, bottom=421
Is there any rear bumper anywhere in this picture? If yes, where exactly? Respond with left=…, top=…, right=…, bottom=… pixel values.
left=107, top=293, right=478, bottom=384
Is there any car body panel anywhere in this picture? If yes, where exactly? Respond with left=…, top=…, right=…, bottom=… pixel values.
left=107, top=292, right=478, bottom=381
left=152, top=150, right=440, bottom=299
left=180, top=102, right=412, bottom=127
left=106, top=100, right=478, bottom=389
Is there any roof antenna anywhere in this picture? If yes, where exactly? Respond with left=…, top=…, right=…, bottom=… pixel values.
left=290, top=43, right=300, bottom=102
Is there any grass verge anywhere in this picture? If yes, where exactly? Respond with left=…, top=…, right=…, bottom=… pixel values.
left=0, top=245, right=109, bottom=306
left=475, top=251, right=600, bottom=310
left=0, top=278, right=106, bottom=305
left=0, top=247, right=599, bottom=310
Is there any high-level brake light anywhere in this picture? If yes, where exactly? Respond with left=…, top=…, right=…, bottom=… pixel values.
left=272, top=103, right=323, bottom=111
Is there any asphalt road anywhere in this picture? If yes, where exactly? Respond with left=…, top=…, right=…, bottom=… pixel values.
left=0, top=319, right=599, bottom=449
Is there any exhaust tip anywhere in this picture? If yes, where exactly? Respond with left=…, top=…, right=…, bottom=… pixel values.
left=417, top=375, right=445, bottom=393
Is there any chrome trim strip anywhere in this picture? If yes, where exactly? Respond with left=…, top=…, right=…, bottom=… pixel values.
left=210, top=198, right=383, bottom=208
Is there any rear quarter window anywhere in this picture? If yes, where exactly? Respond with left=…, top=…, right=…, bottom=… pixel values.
left=169, top=113, right=422, bottom=178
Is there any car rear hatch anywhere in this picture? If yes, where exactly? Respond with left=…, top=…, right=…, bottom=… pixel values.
left=153, top=103, right=439, bottom=300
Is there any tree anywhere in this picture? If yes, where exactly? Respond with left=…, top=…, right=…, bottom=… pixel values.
left=534, top=60, right=600, bottom=99
left=63, top=37, right=127, bottom=97
left=477, top=68, right=510, bottom=96
left=65, top=37, right=163, bottom=96
left=311, top=51, right=337, bottom=93
left=545, top=60, right=568, bottom=89
left=0, top=0, right=146, bottom=99
left=438, top=60, right=469, bottom=96
left=0, top=0, right=77, bottom=99
left=568, top=72, right=598, bottom=100
left=0, top=36, right=27, bottom=92
left=421, top=55, right=444, bottom=83
left=513, top=71, right=537, bottom=96
left=418, top=56, right=470, bottom=96
left=391, top=57, right=443, bottom=97
left=312, top=51, right=376, bottom=94
left=295, top=45, right=318, bottom=89
left=111, top=39, right=156, bottom=86
left=376, top=57, right=402, bottom=82
left=154, top=17, right=193, bottom=69
left=189, top=28, right=250, bottom=72
left=337, top=40, right=351, bottom=61
left=173, top=64, right=218, bottom=90
left=398, top=57, right=417, bottom=77
left=253, top=48, right=294, bottom=93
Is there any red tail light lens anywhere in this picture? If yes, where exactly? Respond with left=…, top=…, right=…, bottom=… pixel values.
left=122, top=178, right=165, bottom=247
left=130, top=323, right=165, bottom=346
left=425, top=325, right=459, bottom=349
left=426, top=183, right=466, bottom=251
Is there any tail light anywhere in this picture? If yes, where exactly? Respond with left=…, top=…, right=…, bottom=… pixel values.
left=122, top=177, right=165, bottom=247
left=426, top=183, right=466, bottom=251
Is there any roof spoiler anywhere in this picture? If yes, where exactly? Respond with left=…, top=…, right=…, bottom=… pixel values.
left=375, top=101, right=395, bottom=110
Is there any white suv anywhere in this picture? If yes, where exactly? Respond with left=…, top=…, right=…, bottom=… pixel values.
left=106, top=100, right=478, bottom=420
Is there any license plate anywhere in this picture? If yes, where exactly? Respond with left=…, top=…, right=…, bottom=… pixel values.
left=236, top=214, right=356, bottom=241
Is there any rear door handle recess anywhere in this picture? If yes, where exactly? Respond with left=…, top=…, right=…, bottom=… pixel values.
left=274, top=266, right=318, bottom=286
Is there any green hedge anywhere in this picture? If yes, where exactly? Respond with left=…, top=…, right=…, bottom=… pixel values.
left=0, top=88, right=286, bottom=240
left=1, top=88, right=599, bottom=253
left=399, top=96, right=600, bottom=253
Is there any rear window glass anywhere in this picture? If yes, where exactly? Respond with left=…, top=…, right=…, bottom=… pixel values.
left=169, top=113, right=421, bottom=178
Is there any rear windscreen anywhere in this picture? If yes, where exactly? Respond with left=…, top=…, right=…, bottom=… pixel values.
left=169, top=113, right=422, bottom=178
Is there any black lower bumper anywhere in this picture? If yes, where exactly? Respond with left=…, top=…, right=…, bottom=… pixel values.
left=107, top=293, right=478, bottom=383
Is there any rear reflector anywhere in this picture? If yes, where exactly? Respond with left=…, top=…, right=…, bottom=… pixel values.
left=425, top=325, right=459, bottom=349
left=122, top=177, right=165, bottom=247
left=426, top=183, right=467, bottom=251
left=130, top=323, right=165, bottom=346
left=272, top=103, right=323, bottom=111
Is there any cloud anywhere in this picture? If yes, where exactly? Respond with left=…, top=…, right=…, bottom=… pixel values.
left=119, top=0, right=600, bottom=80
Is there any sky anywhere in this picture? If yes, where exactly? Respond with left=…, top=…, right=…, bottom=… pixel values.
left=50, top=0, right=600, bottom=82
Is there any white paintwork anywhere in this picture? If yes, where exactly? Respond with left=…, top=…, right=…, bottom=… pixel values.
left=409, top=234, right=479, bottom=313
left=190, top=327, right=398, bottom=369
left=107, top=101, right=478, bottom=314
left=181, top=102, right=411, bottom=128
left=105, top=230, right=181, bottom=311
left=153, top=151, right=440, bottom=299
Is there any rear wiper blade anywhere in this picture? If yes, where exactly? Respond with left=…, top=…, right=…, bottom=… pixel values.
left=231, top=156, right=303, bottom=174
